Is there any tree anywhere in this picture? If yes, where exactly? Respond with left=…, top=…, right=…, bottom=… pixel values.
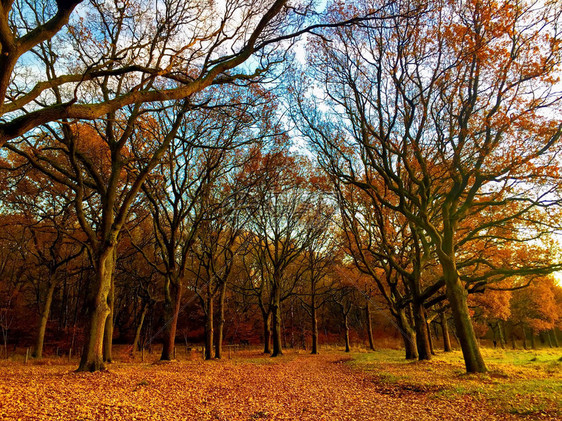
left=0, top=155, right=86, bottom=358
left=331, top=285, right=357, bottom=353
left=25, top=217, right=83, bottom=359
left=0, top=215, right=28, bottom=358
left=511, top=276, right=561, bottom=348
left=0, top=0, right=279, bottom=144
left=1, top=0, right=399, bottom=372
left=471, top=281, right=512, bottom=348
left=5, top=2, right=201, bottom=368
left=116, top=215, right=159, bottom=356
left=186, top=151, right=263, bottom=360
left=332, top=180, right=443, bottom=360
left=189, top=208, right=249, bottom=360
left=297, top=0, right=562, bottom=373
left=298, top=226, right=339, bottom=355
left=438, top=306, right=453, bottom=352
left=135, top=86, right=274, bottom=360
left=0, top=0, right=394, bottom=146
left=243, top=151, right=328, bottom=356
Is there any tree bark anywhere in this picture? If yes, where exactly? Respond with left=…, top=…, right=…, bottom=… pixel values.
left=511, top=331, right=516, bottom=350
left=32, top=277, right=56, bottom=359
left=427, top=320, right=436, bottom=356
left=552, top=329, right=560, bottom=347
left=77, top=246, right=115, bottom=372
left=433, top=320, right=440, bottom=340
left=161, top=277, right=182, bottom=361
left=546, top=330, right=553, bottom=348
left=398, top=309, right=418, bottom=359
left=412, top=301, right=431, bottom=360
left=344, top=313, right=350, bottom=352
left=440, top=312, right=452, bottom=352
left=271, top=287, right=283, bottom=357
left=522, top=326, right=528, bottom=350
left=103, top=275, right=115, bottom=362
left=442, top=260, right=487, bottom=372
left=366, top=302, right=375, bottom=351
left=204, top=292, right=214, bottom=360
left=262, top=310, right=271, bottom=354
left=215, top=281, right=227, bottom=359
left=311, top=301, right=319, bottom=354
left=497, top=321, right=506, bottom=349
left=132, top=303, right=148, bottom=354
left=403, top=330, right=418, bottom=359
left=1, top=327, right=7, bottom=359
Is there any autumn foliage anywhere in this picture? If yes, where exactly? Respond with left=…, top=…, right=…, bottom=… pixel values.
left=0, top=2, right=562, bottom=420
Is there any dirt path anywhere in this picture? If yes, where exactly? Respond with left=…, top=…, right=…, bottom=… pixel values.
left=0, top=353, right=524, bottom=420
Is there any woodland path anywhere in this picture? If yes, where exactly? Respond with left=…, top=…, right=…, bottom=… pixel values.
left=0, top=352, right=525, bottom=420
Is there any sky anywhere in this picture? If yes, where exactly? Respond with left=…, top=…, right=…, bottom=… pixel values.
left=554, top=272, right=562, bottom=287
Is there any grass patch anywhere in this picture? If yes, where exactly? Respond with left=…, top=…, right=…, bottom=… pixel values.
left=349, top=348, right=562, bottom=417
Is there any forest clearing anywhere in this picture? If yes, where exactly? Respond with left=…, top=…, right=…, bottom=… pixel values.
left=2, top=1, right=562, bottom=420
left=0, top=348, right=560, bottom=420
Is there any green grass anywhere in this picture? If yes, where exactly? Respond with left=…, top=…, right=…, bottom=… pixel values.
left=348, top=348, right=562, bottom=417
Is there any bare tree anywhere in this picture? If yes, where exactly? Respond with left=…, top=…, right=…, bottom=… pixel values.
left=243, top=151, right=328, bottom=356
left=0, top=0, right=395, bottom=146
left=296, top=198, right=338, bottom=355
left=297, top=0, right=562, bottom=373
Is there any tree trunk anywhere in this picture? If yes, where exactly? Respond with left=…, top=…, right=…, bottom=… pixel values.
left=271, top=287, right=283, bottom=357
left=103, top=275, right=115, bottom=362
left=427, top=320, right=436, bottom=356
left=442, top=261, right=487, bottom=372
left=398, top=309, right=418, bottom=359
left=32, top=277, right=56, bottom=359
left=60, top=276, right=68, bottom=330
left=161, top=277, right=182, bottom=361
left=531, top=329, right=536, bottom=349
left=215, top=281, right=227, bottom=359
left=344, top=313, right=350, bottom=352
left=440, top=312, right=452, bottom=352
left=510, top=330, right=516, bottom=350
left=497, top=321, right=506, bottom=349
left=262, top=311, right=272, bottom=354
left=132, top=303, right=148, bottom=354
left=310, top=275, right=319, bottom=354
left=366, top=302, right=375, bottom=351
left=522, top=326, right=528, bottom=350
left=289, top=301, right=295, bottom=349
left=433, top=320, right=440, bottom=340
left=1, top=329, right=6, bottom=359
left=552, top=329, right=560, bottom=347
left=77, top=247, right=115, bottom=372
left=546, top=330, right=553, bottom=348
left=311, top=302, right=319, bottom=355
left=403, top=330, right=418, bottom=359
left=204, top=292, right=214, bottom=360
left=491, top=322, right=498, bottom=348
left=412, top=301, right=431, bottom=360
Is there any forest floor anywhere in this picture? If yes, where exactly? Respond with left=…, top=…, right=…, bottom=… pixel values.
left=0, top=347, right=560, bottom=420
